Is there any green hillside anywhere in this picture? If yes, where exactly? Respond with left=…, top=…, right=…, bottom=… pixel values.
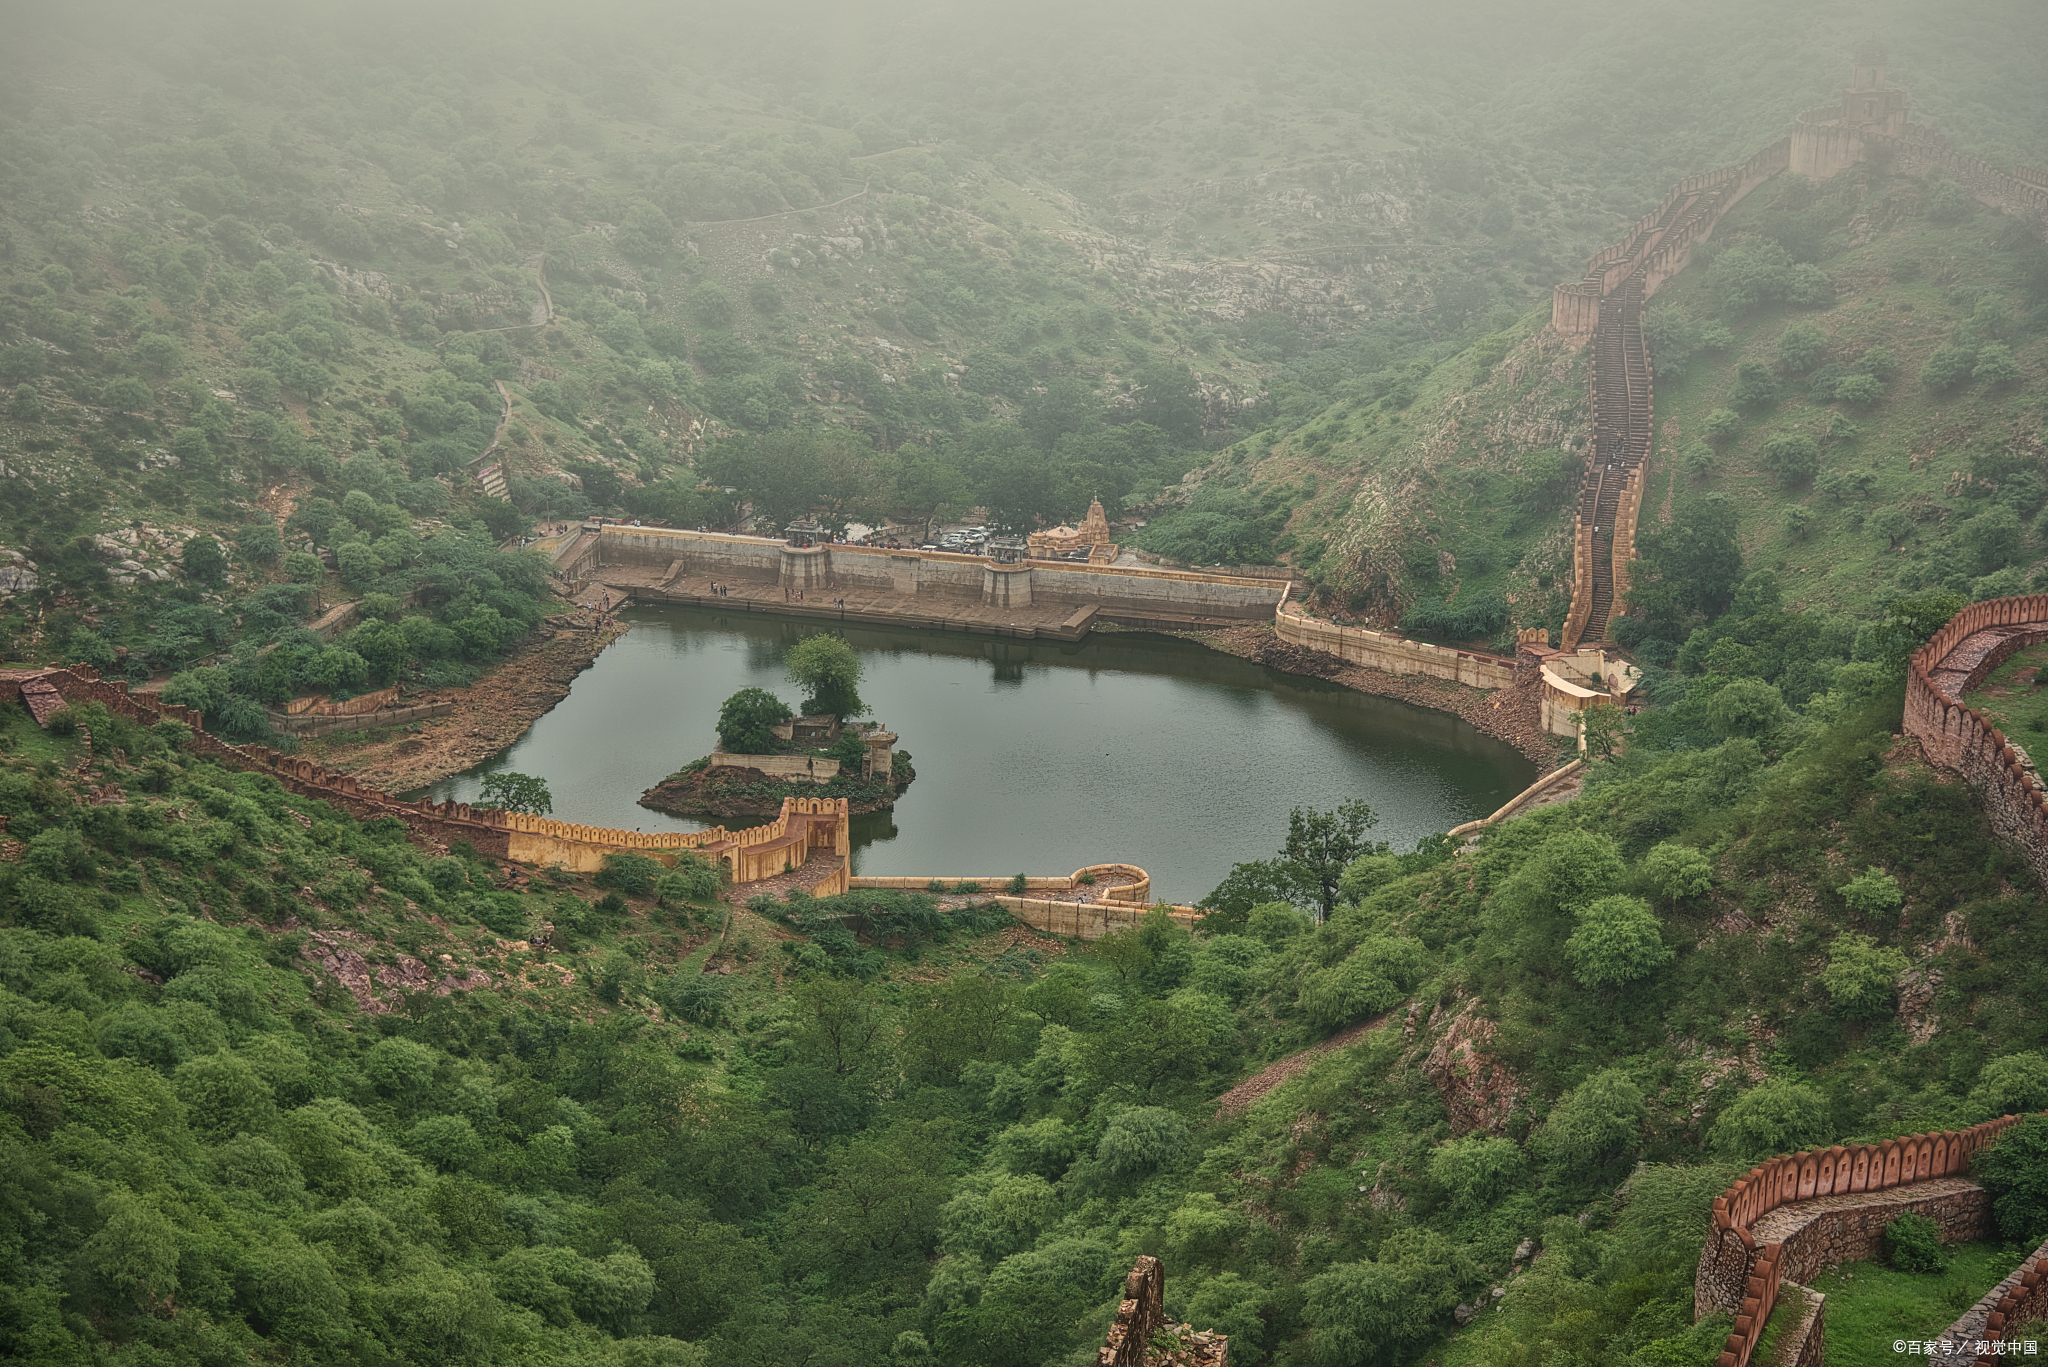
left=7, top=611, right=2048, bottom=1365
left=1225, top=159, right=2048, bottom=667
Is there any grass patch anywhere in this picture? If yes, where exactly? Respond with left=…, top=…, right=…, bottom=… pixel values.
left=1965, top=642, right=2048, bottom=741
left=1806, top=1243, right=2016, bottom=1367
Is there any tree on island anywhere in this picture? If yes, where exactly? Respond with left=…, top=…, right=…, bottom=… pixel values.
left=786, top=634, right=865, bottom=718
left=718, top=687, right=793, bottom=753
left=479, top=771, right=552, bottom=815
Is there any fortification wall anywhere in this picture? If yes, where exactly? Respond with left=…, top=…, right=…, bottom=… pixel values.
left=1695, top=1116, right=2032, bottom=1367
left=1903, top=596, right=2048, bottom=887
left=1935, top=1236, right=2048, bottom=1362
left=14, top=664, right=857, bottom=882
left=1273, top=604, right=1517, bottom=688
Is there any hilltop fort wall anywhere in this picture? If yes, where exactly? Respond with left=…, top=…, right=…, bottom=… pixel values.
left=1902, top=595, right=2048, bottom=887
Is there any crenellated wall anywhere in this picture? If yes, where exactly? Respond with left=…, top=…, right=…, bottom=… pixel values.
left=1695, top=1115, right=2036, bottom=1367
left=1, top=664, right=852, bottom=883
left=1902, top=596, right=2048, bottom=887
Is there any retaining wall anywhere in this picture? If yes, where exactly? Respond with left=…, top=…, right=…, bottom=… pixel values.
left=709, top=752, right=841, bottom=781
left=1903, top=596, right=2048, bottom=888
left=591, top=526, right=1288, bottom=621
left=851, top=863, right=1153, bottom=904
left=266, top=701, right=454, bottom=737
left=1273, top=604, right=1516, bottom=688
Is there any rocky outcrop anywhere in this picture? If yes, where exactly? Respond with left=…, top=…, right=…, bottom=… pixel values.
left=1421, top=1000, right=1523, bottom=1134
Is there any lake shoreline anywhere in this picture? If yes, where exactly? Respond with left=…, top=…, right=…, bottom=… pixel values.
left=1164, top=622, right=1563, bottom=768
left=307, top=609, right=1559, bottom=801
left=306, top=617, right=630, bottom=794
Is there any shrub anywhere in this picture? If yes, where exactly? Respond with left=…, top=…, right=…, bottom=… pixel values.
left=1884, top=1213, right=1951, bottom=1273
left=1974, top=1115, right=2048, bottom=1242
left=594, top=853, right=663, bottom=898
left=1837, top=866, right=1904, bottom=916
left=1565, top=895, right=1673, bottom=988
left=1761, top=432, right=1820, bottom=484
left=1921, top=344, right=1977, bottom=391
left=1534, top=1069, right=1646, bottom=1179
left=1007, top=873, right=1028, bottom=895
left=1428, top=1136, right=1525, bottom=1212
left=655, top=852, right=724, bottom=905
left=1819, top=930, right=1909, bottom=1016
left=1703, top=408, right=1741, bottom=444
left=1298, top=936, right=1428, bottom=1028
left=1974, top=343, right=2021, bottom=388
left=1776, top=321, right=1828, bottom=373
left=1708, top=1079, right=1832, bottom=1161
left=1642, top=843, right=1713, bottom=901
left=1732, top=361, right=1781, bottom=411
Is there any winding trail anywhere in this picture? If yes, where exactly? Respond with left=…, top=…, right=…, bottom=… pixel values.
left=679, top=183, right=869, bottom=227
left=1214, top=1010, right=1393, bottom=1117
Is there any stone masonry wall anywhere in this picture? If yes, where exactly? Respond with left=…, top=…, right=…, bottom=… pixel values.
left=591, top=526, right=1288, bottom=621
left=1903, top=596, right=2048, bottom=888
left=1935, top=1236, right=2048, bottom=1362
left=1274, top=604, right=1517, bottom=688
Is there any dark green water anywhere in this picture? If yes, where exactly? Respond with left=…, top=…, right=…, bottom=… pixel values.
left=423, top=605, right=1536, bottom=904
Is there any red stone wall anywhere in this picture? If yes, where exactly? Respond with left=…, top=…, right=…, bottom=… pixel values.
left=1697, top=1116, right=2034, bottom=1367
left=1903, top=597, right=2048, bottom=887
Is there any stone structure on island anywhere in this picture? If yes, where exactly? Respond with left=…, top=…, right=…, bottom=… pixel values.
left=1095, top=1256, right=1228, bottom=1367
left=1029, top=496, right=1117, bottom=562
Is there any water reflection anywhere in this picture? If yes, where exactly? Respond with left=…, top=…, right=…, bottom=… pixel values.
left=422, top=604, right=1535, bottom=903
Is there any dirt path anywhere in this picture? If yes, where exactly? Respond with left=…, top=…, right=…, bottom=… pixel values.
left=1214, top=1012, right=1393, bottom=1117
left=309, top=618, right=626, bottom=792
left=680, top=183, right=868, bottom=227
left=1181, top=623, right=1558, bottom=766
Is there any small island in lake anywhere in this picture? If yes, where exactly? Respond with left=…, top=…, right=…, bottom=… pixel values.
left=638, top=634, right=914, bottom=819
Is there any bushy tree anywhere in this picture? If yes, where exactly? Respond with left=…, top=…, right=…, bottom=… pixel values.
left=1565, top=894, right=1673, bottom=988
left=479, top=771, right=552, bottom=815
left=1965, top=1115, right=2048, bottom=1242
left=1966, top=1053, right=2048, bottom=1119
left=1706, top=678, right=1789, bottom=739
left=716, top=687, right=792, bottom=753
left=1283, top=799, right=1383, bottom=921
left=1761, top=431, right=1819, bottom=485
left=181, top=534, right=229, bottom=587
left=785, top=635, right=864, bottom=717
left=1708, top=1079, right=1832, bottom=1161
left=1818, top=930, right=1908, bottom=1016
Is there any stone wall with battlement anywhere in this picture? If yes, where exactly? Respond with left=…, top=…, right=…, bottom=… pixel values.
left=1903, top=596, right=2048, bottom=888
left=1695, top=1115, right=2037, bottom=1367
left=0, top=664, right=850, bottom=885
